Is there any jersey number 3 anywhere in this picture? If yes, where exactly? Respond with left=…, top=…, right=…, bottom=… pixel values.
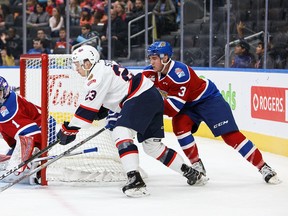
left=179, top=86, right=186, bottom=97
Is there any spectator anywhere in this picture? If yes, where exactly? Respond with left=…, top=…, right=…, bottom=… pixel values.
left=46, top=0, right=56, bottom=16
left=54, top=27, right=74, bottom=51
left=231, top=40, right=255, bottom=68
left=80, top=0, right=95, bottom=8
left=153, top=0, right=177, bottom=38
left=0, top=47, right=15, bottom=66
left=49, top=6, right=64, bottom=37
left=236, top=21, right=273, bottom=69
left=69, top=0, right=82, bottom=26
left=255, top=41, right=265, bottom=69
left=76, top=23, right=99, bottom=47
left=175, top=0, right=181, bottom=25
left=113, top=1, right=127, bottom=22
left=93, top=8, right=108, bottom=25
left=0, top=4, right=14, bottom=31
left=100, top=8, right=128, bottom=58
left=79, top=5, right=94, bottom=26
left=28, top=38, right=51, bottom=54
left=0, top=27, right=22, bottom=62
left=126, top=0, right=145, bottom=45
left=36, top=29, right=52, bottom=50
left=27, top=2, right=50, bottom=28
left=126, top=0, right=134, bottom=14
left=26, top=0, right=37, bottom=16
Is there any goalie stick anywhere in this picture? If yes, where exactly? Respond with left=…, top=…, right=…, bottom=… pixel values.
left=32, top=147, right=98, bottom=162
left=0, top=139, right=60, bottom=181
left=0, top=127, right=106, bottom=192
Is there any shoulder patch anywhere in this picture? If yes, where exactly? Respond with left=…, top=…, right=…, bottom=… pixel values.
left=0, top=106, right=9, bottom=117
left=168, top=62, right=190, bottom=83
left=175, top=68, right=185, bottom=78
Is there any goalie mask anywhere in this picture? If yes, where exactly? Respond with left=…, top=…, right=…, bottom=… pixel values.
left=72, top=45, right=100, bottom=75
left=147, top=41, right=173, bottom=59
left=0, top=76, right=10, bottom=106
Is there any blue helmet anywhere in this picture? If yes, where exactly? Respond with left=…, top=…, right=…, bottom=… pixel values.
left=0, top=76, right=10, bottom=106
left=147, top=41, right=173, bottom=58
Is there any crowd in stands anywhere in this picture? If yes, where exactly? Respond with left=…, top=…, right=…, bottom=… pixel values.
left=0, top=0, right=287, bottom=69
left=0, top=0, right=186, bottom=63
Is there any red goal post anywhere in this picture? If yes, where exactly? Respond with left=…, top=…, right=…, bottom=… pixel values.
left=19, top=54, right=127, bottom=185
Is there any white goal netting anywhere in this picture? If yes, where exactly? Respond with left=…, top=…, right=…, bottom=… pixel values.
left=21, top=54, right=127, bottom=183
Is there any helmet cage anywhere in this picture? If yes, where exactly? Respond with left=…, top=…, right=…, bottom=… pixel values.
left=0, top=76, right=10, bottom=106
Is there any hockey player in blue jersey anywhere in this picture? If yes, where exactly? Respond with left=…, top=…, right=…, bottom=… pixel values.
left=142, top=41, right=281, bottom=184
left=56, top=45, right=205, bottom=197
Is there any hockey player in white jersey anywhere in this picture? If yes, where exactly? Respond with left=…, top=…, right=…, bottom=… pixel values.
left=57, top=45, right=204, bottom=197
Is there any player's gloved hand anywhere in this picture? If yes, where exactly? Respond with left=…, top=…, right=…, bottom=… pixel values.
left=94, top=106, right=109, bottom=120
left=105, top=111, right=120, bottom=131
left=57, top=121, right=80, bottom=145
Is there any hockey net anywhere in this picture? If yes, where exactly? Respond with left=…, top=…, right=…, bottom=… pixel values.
left=19, top=54, right=127, bottom=185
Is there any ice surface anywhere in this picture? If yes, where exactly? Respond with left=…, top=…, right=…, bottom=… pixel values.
left=0, top=133, right=287, bottom=216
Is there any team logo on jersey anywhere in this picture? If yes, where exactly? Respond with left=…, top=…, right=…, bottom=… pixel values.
left=87, top=74, right=96, bottom=86
left=87, top=79, right=96, bottom=86
left=175, top=68, right=185, bottom=78
left=0, top=106, right=9, bottom=117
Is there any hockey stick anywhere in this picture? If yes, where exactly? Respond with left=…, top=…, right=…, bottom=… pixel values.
left=32, top=147, right=98, bottom=162
left=0, top=140, right=60, bottom=181
left=0, top=127, right=106, bottom=192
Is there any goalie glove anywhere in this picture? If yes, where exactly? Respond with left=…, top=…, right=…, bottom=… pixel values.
left=57, top=121, right=80, bottom=145
left=105, top=111, right=120, bottom=131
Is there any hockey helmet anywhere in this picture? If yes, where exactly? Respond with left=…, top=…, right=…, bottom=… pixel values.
left=72, top=45, right=100, bottom=67
left=147, top=41, right=173, bottom=58
left=0, top=76, right=10, bottom=106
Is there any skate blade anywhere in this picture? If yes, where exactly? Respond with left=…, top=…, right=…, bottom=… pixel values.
left=267, top=175, right=282, bottom=185
left=195, top=176, right=209, bottom=186
left=124, top=187, right=150, bottom=198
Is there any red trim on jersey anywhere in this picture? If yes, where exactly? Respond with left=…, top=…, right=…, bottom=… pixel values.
left=119, top=150, right=138, bottom=158
left=127, top=74, right=144, bottom=100
left=0, top=154, right=11, bottom=162
left=74, top=113, right=93, bottom=123
left=79, top=104, right=99, bottom=112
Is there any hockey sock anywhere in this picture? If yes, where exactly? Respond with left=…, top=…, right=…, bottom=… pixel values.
left=222, top=131, right=265, bottom=169
left=177, top=132, right=199, bottom=164
left=116, top=139, right=140, bottom=173
left=172, top=114, right=200, bottom=164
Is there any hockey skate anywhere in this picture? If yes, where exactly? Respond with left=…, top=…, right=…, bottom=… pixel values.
left=181, top=164, right=208, bottom=186
left=122, top=171, right=150, bottom=198
left=192, top=159, right=207, bottom=176
left=259, top=163, right=281, bottom=184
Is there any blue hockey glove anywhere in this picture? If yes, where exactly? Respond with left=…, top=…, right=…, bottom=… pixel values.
left=105, top=111, right=120, bottom=131
left=57, top=121, right=80, bottom=145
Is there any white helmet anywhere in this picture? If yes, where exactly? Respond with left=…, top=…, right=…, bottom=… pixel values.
left=72, top=45, right=100, bottom=68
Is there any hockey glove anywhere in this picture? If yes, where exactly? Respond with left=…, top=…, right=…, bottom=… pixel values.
left=57, top=121, right=80, bottom=145
left=105, top=111, right=120, bottom=131
left=94, top=106, right=109, bottom=120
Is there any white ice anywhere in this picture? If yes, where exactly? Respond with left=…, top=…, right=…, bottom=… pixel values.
left=0, top=132, right=287, bottom=216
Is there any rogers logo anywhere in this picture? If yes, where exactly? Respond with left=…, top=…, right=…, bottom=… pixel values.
left=252, top=94, right=284, bottom=112
left=251, top=86, right=287, bottom=123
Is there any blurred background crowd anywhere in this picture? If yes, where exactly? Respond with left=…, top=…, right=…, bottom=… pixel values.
left=0, top=0, right=287, bottom=70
